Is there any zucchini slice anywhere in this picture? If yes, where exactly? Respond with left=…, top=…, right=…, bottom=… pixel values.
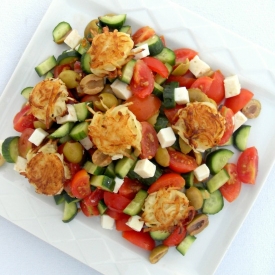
left=2, top=136, right=19, bottom=163
left=98, top=14, right=126, bottom=29
left=52, top=22, right=72, bottom=44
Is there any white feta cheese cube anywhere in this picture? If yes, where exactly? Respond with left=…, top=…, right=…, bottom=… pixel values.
left=174, top=87, right=190, bottom=105
left=28, top=128, right=49, bottom=146
left=134, top=159, right=156, bottom=179
left=56, top=104, right=78, bottom=124
left=132, top=44, right=150, bottom=59
left=224, top=75, right=241, bottom=98
left=0, top=140, right=3, bottom=155
left=126, top=215, right=144, bottom=232
left=79, top=136, right=93, bottom=150
left=14, top=156, right=27, bottom=173
left=189, top=55, right=211, bottom=78
left=111, top=154, right=123, bottom=160
left=194, top=164, right=210, bottom=182
left=113, top=177, right=124, bottom=193
left=64, top=29, right=82, bottom=49
left=100, top=214, right=115, bottom=230
left=157, top=127, right=176, bottom=148
left=233, top=111, right=248, bottom=132
left=110, top=79, right=132, bottom=100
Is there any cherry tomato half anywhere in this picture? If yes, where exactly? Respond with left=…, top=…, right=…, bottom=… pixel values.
left=118, top=178, right=143, bottom=200
left=174, top=48, right=198, bottom=63
left=218, top=106, right=234, bottom=145
left=13, top=104, right=35, bottom=133
left=122, top=230, right=155, bottom=251
left=190, top=76, right=213, bottom=94
left=163, top=226, right=187, bottom=246
left=206, top=70, right=225, bottom=105
left=142, top=57, right=169, bottom=78
left=132, top=26, right=155, bottom=44
left=104, top=192, right=131, bottom=213
left=18, top=128, right=34, bottom=158
left=70, top=169, right=91, bottom=199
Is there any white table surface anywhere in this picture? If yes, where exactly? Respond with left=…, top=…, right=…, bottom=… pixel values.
left=1, top=0, right=275, bottom=275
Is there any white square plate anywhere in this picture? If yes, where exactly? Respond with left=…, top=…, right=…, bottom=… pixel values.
left=1, top=0, right=275, bottom=274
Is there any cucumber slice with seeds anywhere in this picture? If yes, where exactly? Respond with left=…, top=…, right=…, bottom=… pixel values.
left=154, top=47, right=176, bottom=66
left=123, top=189, right=148, bottom=216
left=136, top=34, right=164, bottom=56
left=90, top=175, right=115, bottom=192
left=98, top=14, right=126, bottom=29
left=69, top=121, right=89, bottom=141
left=62, top=201, right=78, bottom=223
left=206, top=169, right=230, bottom=193
left=202, top=189, right=224, bottom=214
left=52, top=22, right=72, bottom=44
left=2, top=136, right=19, bottom=163
left=119, top=59, right=136, bottom=84
left=233, top=125, right=251, bottom=151
left=49, top=122, right=75, bottom=139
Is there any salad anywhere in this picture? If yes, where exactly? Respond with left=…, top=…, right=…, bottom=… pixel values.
left=0, top=13, right=260, bottom=264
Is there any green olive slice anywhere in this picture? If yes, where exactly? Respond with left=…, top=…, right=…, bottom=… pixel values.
left=155, top=147, right=170, bottom=167
left=149, top=244, right=169, bottom=264
left=242, top=99, right=261, bottom=119
left=186, top=213, right=209, bottom=236
left=185, top=186, right=204, bottom=210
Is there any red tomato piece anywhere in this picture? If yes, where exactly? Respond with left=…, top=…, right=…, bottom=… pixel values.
left=147, top=173, right=185, bottom=194
left=224, top=88, right=254, bottom=114
left=105, top=209, right=128, bottom=220
left=218, top=106, right=234, bottom=145
left=220, top=163, right=242, bottom=202
left=115, top=215, right=132, bottom=231
left=140, top=121, right=159, bottom=159
left=118, top=178, right=143, bottom=200
left=142, top=57, right=169, bottom=78
left=83, top=188, right=105, bottom=207
left=125, top=94, right=161, bottom=121
left=104, top=192, right=131, bottom=213
left=206, top=70, right=225, bottom=104
left=168, top=149, right=198, bottom=173
left=163, top=226, right=187, bottom=246
left=166, top=73, right=196, bottom=88
left=53, top=64, right=71, bottom=78
left=190, top=76, right=214, bottom=94
left=174, top=48, right=198, bottom=63
left=159, top=35, right=166, bottom=46
left=63, top=162, right=81, bottom=195
left=70, top=169, right=91, bottom=199
left=122, top=230, right=155, bottom=251
left=163, top=104, right=183, bottom=124
left=132, top=26, right=155, bottom=44
left=80, top=200, right=100, bottom=217
left=13, top=104, right=35, bottom=133
left=237, top=147, right=258, bottom=184
left=18, top=128, right=34, bottom=158
left=129, top=60, right=154, bottom=98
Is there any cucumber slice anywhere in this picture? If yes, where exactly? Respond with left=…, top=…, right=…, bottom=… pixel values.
left=205, top=148, right=234, bottom=175
left=163, top=81, right=179, bottom=109
left=80, top=52, right=92, bottom=74
left=52, top=21, right=72, bottom=44
left=63, top=193, right=80, bottom=204
left=119, top=25, right=132, bottom=35
left=57, top=50, right=80, bottom=65
left=233, top=125, right=251, bottom=151
left=54, top=192, right=65, bottom=205
left=206, top=169, right=230, bottom=193
left=2, top=136, right=19, bottom=163
left=62, top=201, right=78, bottom=223
left=90, top=175, right=115, bottom=192
left=153, top=82, right=164, bottom=98
left=136, top=35, right=164, bottom=56
left=69, top=121, right=89, bottom=141
left=154, top=47, right=176, bottom=66
left=49, top=122, right=75, bottom=139
left=83, top=160, right=105, bottom=175
left=150, top=230, right=170, bottom=241
left=98, top=14, right=126, bottom=29
left=155, top=62, right=172, bottom=85
left=76, top=38, right=91, bottom=55
left=123, top=189, right=148, bottom=216
left=176, top=235, right=196, bottom=256
left=154, top=114, right=168, bottom=133
left=202, top=189, right=224, bottom=214
left=44, top=71, right=54, bottom=79
left=182, top=171, right=194, bottom=188
left=97, top=199, right=108, bottom=215
left=35, top=55, right=57, bottom=77
left=115, top=153, right=137, bottom=179
left=21, top=87, right=33, bottom=100
left=119, top=59, right=136, bottom=84
left=58, top=134, right=72, bottom=144
left=74, top=102, right=91, bottom=121
left=104, top=162, right=116, bottom=178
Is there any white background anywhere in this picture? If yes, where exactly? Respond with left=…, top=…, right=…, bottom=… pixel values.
left=1, top=0, right=275, bottom=274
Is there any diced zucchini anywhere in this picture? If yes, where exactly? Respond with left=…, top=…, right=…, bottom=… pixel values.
left=136, top=34, right=164, bottom=56
left=20, top=87, right=33, bottom=100
left=2, top=136, right=19, bottom=163
left=90, top=175, right=115, bottom=192
left=233, top=125, right=251, bottom=151
left=49, top=122, right=75, bottom=139
left=35, top=56, right=57, bottom=77
left=154, top=47, right=176, bottom=66
left=176, top=235, right=196, bottom=256
left=52, top=21, right=72, bottom=44
left=57, top=50, right=80, bottom=65
left=98, top=14, right=126, bottom=29
left=69, top=121, right=89, bottom=141
left=83, top=160, right=105, bottom=175
left=62, top=201, right=78, bottom=223
left=119, top=59, right=136, bottom=84
left=206, top=169, right=230, bottom=193
left=202, top=189, right=224, bottom=214
left=123, top=189, right=148, bottom=216
left=80, top=52, right=92, bottom=74
left=205, top=148, right=234, bottom=174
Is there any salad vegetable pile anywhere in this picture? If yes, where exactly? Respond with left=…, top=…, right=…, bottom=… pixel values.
left=0, top=13, right=260, bottom=263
